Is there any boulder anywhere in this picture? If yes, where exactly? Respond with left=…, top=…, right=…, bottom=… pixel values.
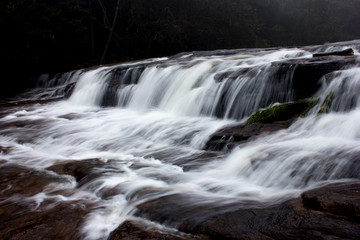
left=205, top=119, right=293, bottom=151
left=246, top=99, right=317, bottom=124
left=206, top=99, right=317, bottom=151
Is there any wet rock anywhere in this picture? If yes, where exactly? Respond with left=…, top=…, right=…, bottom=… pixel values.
left=0, top=200, right=90, bottom=240
left=206, top=99, right=317, bottom=151
left=100, top=66, right=146, bottom=107
left=302, top=181, right=360, bottom=221
left=64, top=82, right=76, bottom=98
left=108, top=220, right=201, bottom=240
left=179, top=182, right=360, bottom=239
left=136, top=182, right=360, bottom=240
left=0, top=145, right=11, bottom=154
left=291, top=55, right=355, bottom=99
left=313, top=48, right=354, bottom=57
left=213, top=55, right=355, bottom=103
left=0, top=164, right=66, bottom=198
left=47, top=158, right=106, bottom=183
left=318, top=92, right=335, bottom=114
left=205, top=119, right=293, bottom=151
left=246, top=99, right=317, bottom=124
left=0, top=163, right=92, bottom=239
left=214, top=67, right=252, bottom=82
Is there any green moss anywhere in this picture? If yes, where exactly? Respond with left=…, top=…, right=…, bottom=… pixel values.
left=318, top=92, right=334, bottom=114
left=247, top=98, right=319, bottom=124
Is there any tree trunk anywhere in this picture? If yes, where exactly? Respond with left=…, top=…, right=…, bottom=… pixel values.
left=100, top=0, right=121, bottom=64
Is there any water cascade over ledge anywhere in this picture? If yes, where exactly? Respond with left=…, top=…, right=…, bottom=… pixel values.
left=1, top=40, right=360, bottom=239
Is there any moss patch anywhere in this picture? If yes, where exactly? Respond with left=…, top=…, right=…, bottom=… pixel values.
left=318, top=92, right=334, bottom=114
left=247, top=99, right=318, bottom=124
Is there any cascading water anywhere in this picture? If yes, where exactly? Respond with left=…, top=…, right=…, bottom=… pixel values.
left=0, top=41, right=360, bottom=239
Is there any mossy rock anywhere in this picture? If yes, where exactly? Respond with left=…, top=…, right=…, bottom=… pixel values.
left=247, top=99, right=318, bottom=124
left=318, top=92, right=334, bottom=114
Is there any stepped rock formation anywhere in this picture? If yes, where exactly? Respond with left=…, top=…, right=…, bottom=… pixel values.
left=0, top=40, right=360, bottom=239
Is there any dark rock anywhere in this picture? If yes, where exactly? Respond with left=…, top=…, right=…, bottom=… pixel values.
left=313, top=48, right=354, bottom=57
left=0, top=163, right=92, bottom=239
left=213, top=55, right=355, bottom=104
left=205, top=119, right=294, bottom=151
left=0, top=164, right=65, bottom=198
left=214, top=68, right=252, bottom=82
left=108, top=220, right=201, bottom=240
left=136, top=194, right=230, bottom=227
left=246, top=99, right=317, bottom=124
left=64, top=82, right=76, bottom=98
left=135, top=182, right=360, bottom=240
left=179, top=182, right=360, bottom=240
left=47, top=158, right=106, bottom=183
left=0, top=145, right=11, bottom=154
left=100, top=66, right=145, bottom=107
left=292, top=56, right=355, bottom=99
left=206, top=99, right=317, bottom=151
left=0, top=200, right=90, bottom=240
left=318, top=92, right=334, bottom=114
left=302, top=181, right=360, bottom=221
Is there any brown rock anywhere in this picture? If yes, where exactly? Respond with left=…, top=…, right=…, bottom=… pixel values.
left=302, top=181, right=360, bottom=221
left=47, top=158, right=106, bottom=183
left=205, top=119, right=293, bottom=151
left=0, top=200, right=90, bottom=240
left=108, top=220, right=202, bottom=240
left=136, top=182, right=360, bottom=240
left=0, top=164, right=65, bottom=198
left=0, top=164, right=92, bottom=240
left=313, top=48, right=354, bottom=57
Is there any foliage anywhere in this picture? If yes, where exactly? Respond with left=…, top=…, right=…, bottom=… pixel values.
left=1, top=0, right=360, bottom=97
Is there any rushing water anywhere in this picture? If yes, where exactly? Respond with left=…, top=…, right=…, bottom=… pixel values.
left=1, top=41, right=360, bottom=239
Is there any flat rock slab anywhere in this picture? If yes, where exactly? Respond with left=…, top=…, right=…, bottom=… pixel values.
left=302, top=181, right=360, bottom=221
left=136, top=182, right=360, bottom=240
left=108, top=220, right=202, bottom=240
left=0, top=163, right=92, bottom=240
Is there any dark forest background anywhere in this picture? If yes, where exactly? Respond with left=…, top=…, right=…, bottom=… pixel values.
left=1, top=0, right=360, bottom=98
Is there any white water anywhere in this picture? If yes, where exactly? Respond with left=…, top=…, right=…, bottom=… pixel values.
left=1, top=44, right=360, bottom=239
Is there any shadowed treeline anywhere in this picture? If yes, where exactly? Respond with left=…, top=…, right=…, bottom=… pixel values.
left=1, top=0, right=360, bottom=98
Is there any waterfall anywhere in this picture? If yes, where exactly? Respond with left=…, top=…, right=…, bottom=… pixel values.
left=1, top=40, right=360, bottom=240
left=67, top=48, right=308, bottom=120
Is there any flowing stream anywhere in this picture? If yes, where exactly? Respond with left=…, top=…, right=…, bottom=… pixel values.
left=1, top=41, right=360, bottom=239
